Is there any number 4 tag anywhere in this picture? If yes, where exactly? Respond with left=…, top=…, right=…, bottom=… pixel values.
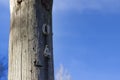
left=44, top=45, right=51, bottom=57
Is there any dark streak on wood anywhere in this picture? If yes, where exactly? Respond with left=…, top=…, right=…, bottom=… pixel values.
left=41, top=0, right=53, bottom=11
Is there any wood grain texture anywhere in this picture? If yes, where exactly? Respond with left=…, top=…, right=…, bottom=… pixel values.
left=8, top=0, right=54, bottom=80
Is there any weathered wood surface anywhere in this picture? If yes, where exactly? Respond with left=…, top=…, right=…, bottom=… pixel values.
left=8, top=0, right=54, bottom=80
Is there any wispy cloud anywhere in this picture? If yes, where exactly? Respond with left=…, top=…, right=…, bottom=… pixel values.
left=56, top=64, right=71, bottom=80
left=53, top=0, right=120, bottom=13
left=0, top=63, right=5, bottom=78
left=0, top=56, right=8, bottom=80
left=1, top=0, right=120, bottom=13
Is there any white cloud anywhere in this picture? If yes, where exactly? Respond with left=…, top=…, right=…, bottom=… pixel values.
left=53, top=0, right=120, bottom=13
left=56, top=64, right=71, bottom=80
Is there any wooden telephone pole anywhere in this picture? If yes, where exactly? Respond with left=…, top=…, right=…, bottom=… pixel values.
left=8, top=0, right=54, bottom=80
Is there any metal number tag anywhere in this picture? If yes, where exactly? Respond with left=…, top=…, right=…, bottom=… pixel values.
left=44, top=45, right=51, bottom=57
left=42, top=24, right=50, bottom=35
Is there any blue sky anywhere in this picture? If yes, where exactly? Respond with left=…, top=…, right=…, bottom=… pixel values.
left=0, top=0, right=120, bottom=80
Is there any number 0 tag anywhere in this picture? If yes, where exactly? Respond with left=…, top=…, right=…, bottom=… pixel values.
left=42, top=24, right=50, bottom=35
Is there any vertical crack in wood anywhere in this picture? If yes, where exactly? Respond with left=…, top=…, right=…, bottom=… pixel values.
left=19, top=2, right=22, bottom=80
left=26, top=0, right=29, bottom=80
left=44, top=57, right=49, bottom=80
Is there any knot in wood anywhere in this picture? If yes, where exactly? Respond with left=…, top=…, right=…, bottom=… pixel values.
left=34, top=60, right=43, bottom=68
left=17, top=0, right=22, bottom=4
